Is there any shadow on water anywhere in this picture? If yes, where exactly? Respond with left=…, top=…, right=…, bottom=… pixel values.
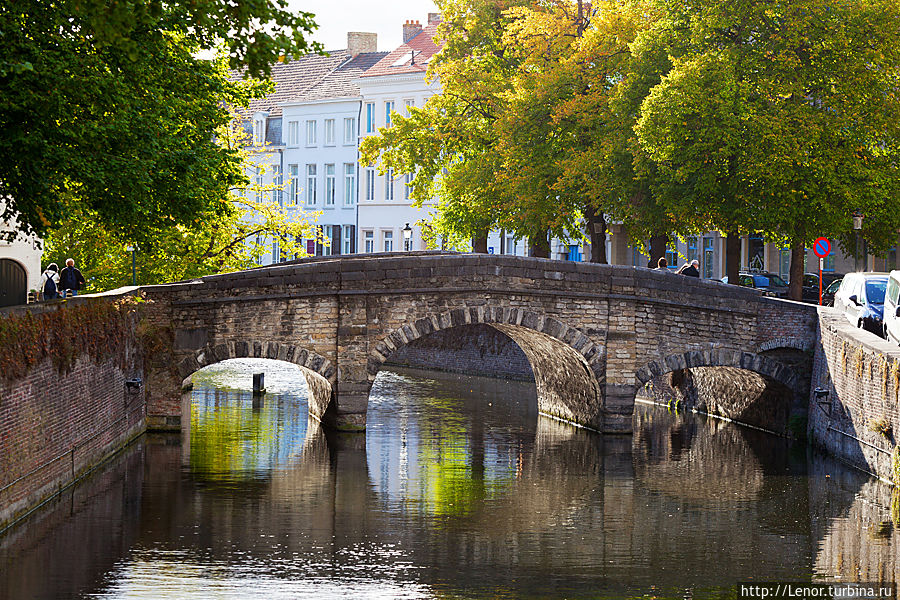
left=0, top=362, right=890, bottom=599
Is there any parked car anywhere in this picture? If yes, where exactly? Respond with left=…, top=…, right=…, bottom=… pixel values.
left=725, top=271, right=789, bottom=297
left=833, top=272, right=889, bottom=337
left=884, top=270, right=900, bottom=345
left=800, top=272, right=844, bottom=304
left=823, top=278, right=842, bottom=307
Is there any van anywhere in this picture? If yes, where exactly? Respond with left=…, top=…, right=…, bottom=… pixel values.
left=885, top=270, right=900, bottom=345
left=834, top=272, right=889, bottom=338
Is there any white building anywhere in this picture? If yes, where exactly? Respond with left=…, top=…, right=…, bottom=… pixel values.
left=356, top=17, right=443, bottom=253
left=238, top=35, right=386, bottom=264
left=0, top=211, right=42, bottom=307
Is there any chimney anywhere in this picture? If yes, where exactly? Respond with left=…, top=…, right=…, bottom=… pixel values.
left=347, top=32, right=377, bottom=57
left=403, top=20, right=422, bottom=44
left=428, top=12, right=442, bottom=25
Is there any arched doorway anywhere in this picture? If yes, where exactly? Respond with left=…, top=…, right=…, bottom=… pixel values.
left=0, top=258, right=27, bottom=307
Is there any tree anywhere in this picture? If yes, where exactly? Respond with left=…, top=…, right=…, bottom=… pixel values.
left=42, top=117, right=323, bottom=291
left=0, top=0, right=320, bottom=242
left=634, top=0, right=900, bottom=297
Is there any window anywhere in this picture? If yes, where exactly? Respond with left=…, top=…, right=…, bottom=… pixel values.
left=271, top=165, right=283, bottom=205
left=320, top=225, right=332, bottom=256
left=364, top=230, right=374, bottom=253
left=272, top=240, right=279, bottom=263
left=324, top=164, right=335, bottom=206
left=288, top=121, right=299, bottom=146
left=324, top=119, right=335, bottom=145
left=288, top=164, right=299, bottom=206
left=255, top=235, right=264, bottom=265
left=780, top=247, right=790, bottom=280
left=385, top=168, right=394, bottom=201
left=343, top=225, right=354, bottom=254
left=404, top=172, right=413, bottom=199
left=703, top=237, right=715, bottom=279
left=404, top=98, right=415, bottom=115
left=383, top=230, right=393, bottom=252
left=385, top=101, right=395, bottom=127
left=687, top=236, right=698, bottom=264
left=344, top=117, right=356, bottom=144
left=344, top=163, right=356, bottom=206
left=306, top=120, right=317, bottom=145
left=306, top=164, right=317, bottom=206
left=253, top=116, right=265, bottom=145
left=824, top=240, right=836, bottom=271
left=365, top=103, right=375, bottom=133
left=506, top=235, right=516, bottom=255
left=365, top=167, right=375, bottom=201
left=254, top=166, right=263, bottom=202
left=665, top=246, right=678, bottom=269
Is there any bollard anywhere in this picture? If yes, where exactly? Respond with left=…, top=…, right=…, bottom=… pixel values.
left=252, top=373, right=265, bottom=396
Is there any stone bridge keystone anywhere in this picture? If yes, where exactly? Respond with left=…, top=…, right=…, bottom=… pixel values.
left=141, top=252, right=818, bottom=433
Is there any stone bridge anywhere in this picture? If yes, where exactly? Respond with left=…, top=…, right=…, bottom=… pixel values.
left=141, top=252, right=818, bottom=433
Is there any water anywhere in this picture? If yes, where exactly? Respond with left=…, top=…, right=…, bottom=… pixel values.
left=1, top=360, right=897, bottom=599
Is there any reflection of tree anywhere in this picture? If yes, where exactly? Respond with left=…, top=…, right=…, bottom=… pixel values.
left=189, top=387, right=304, bottom=483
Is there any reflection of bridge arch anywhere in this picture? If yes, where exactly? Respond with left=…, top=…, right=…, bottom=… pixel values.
left=187, top=340, right=334, bottom=418
left=368, top=308, right=606, bottom=429
left=634, top=345, right=805, bottom=399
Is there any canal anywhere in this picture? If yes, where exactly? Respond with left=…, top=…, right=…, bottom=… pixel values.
left=1, top=360, right=897, bottom=599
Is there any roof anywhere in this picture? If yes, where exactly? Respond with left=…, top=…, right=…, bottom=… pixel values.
left=294, top=51, right=389, bottom=102
left=233, top=50, right=352, bottom=117
left=361, top=23, right=442, bottom=78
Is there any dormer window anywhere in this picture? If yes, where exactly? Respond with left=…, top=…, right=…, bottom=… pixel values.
left=252, top=112, right=268, bottom=146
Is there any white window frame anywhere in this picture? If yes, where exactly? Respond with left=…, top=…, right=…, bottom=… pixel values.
left=404, top=98, right=415, bottom=115
left=385, top=168, right=394, bottom=201
left=324, top=119, right=335, bottom=146
left=404, top=172, right=413, bottom=200
left=365, top=103, right=375, bottom=133
left=343, top=225, right=353, bottom=255
left=306, top=120, right=317, bottom=146
left=288, top=164, right=299, bottom=206
left=365, top=167, right=375, bottom=201
left=306, top=164, right=317, bottom=206
left=254, top=166, right=263, bottom=202
left=288, top=121, right=299, bottom=146
left=385, top=101, right=395, bottom=127
left=253, top=116, right=265, bottom=145
left=344, top=163, right=356, bottom=206
left=344, top=117, right=356, bottom=144
left=271, top=164, right=283, bottom=205
left=325, top=164, right=335, bottom=206
left=382, top=230, right=393, bottom=253
left=364, top=230, right=374, bottom=253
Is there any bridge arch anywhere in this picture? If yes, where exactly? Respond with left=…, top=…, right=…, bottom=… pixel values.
left=634, top=345, right=804, bottom=398
left=366, top=307, right=608, bottom=429
left=184, top=339, right=335, bottom=418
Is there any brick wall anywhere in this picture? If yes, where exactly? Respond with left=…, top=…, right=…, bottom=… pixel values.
left=809, top=309, right=900, bottom=481
left=0, top=307, right=145, bottom=531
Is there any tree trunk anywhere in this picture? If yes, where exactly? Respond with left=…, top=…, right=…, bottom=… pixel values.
left=648, top=233, right=668, bottom=268
left=725, top=231, right=741, bottom=284
left=585, top=205, right=607, bottom=264
left=529, top=232, right=550, bottom=258
left=472, top=230, right=488, bottom=253
left=788, top=239, right=805, bottom=301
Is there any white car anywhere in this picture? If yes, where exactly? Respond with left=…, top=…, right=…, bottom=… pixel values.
left=833, top=272, right=889, bottom=338
left=885, top=270, right=900, bottom=345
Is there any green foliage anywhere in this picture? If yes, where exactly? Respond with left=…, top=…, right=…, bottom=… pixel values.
left=0, top=298, right=140, bottom=384
left=0, top=0, right=320, bottom=242
left=42, top=118, right=323, bottom=291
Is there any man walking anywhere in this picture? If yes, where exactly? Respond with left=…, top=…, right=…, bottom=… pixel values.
left=681, top=259, right=700, bottom=277
left=59, top=258, right=86, bottom=298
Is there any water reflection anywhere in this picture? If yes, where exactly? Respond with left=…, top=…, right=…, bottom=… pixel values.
left=1, top=361, right=899, bottom=599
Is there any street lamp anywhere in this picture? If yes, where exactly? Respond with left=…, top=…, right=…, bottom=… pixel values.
left=402, top=223, right=412, bottom=252
left=852, top=212, right=864, bottom=271
left=125, top=245, right=136, bottom=286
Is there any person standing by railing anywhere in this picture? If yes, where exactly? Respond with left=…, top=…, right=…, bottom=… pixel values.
left=59, top=258, right=86, bottom=298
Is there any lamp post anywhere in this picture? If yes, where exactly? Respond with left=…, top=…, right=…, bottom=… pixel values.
left=125, top=245, right=136, bottom=286
left=852, top=212, right=864, bottom=272
left=402, top=223, right=412, bottom=252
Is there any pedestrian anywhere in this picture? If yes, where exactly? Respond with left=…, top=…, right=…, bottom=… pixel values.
left=59, top=258, right=86, bottom=298
left=681, top=259, right=700, bottom=278
left=40, top=263, right=60, bottom=300
left=655, top=257, right=670, bottom=271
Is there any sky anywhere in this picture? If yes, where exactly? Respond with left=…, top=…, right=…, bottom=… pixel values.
left=289, top=0, right=440, bottom=52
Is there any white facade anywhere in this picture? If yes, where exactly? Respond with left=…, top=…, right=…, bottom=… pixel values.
left=356, top=72, right=439, bottom=253
left=0, top=213, right=43, bottom=306
left=282, top=98, right=361, bottom=256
